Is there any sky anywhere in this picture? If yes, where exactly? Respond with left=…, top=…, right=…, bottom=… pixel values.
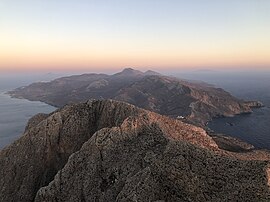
left=0, top=0, right=270, bottom=73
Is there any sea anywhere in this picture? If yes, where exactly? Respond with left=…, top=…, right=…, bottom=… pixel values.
left=208, top=107, right=270, bottom=149
left=0, top=74, right=58, bottom=149
left=176, top=70, right=270, bottom=150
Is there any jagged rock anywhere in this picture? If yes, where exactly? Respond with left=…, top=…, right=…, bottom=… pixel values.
left=0, top=100, right=141, bottom=201
left=0, top=100, right=269, bottom=202
left=25, top=113, right=50, bottom=131
left=244, top=100, right=264, bottom=108
left=35, top=116, right=270, bottom=202
left=210, top=134, right=255, bottom=152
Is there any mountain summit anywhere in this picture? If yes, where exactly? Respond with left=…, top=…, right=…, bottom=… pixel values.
left=0, top=100, right=269, bottom=201
left=144, top=70, right=162, bottom=76
left=114, top=68, right=144, bottom=76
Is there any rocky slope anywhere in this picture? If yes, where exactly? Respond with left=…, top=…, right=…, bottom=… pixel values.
left=0, top=100, right=269, bottom=202
left=8, top=68, right=262, bottom=126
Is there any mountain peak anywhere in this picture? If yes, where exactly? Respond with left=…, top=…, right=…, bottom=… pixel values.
left=116, top=68, right=144, bottom=76
left=114, top=68, right=161, bottom=77
left=1, top=99, right=270, bottom=201
left=144, top=70, right=161, bottom=76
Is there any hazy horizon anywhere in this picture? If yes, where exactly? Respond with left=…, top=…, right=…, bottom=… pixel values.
left=1, top=67, right=270, bottom=76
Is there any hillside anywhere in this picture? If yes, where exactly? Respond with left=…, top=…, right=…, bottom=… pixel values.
left=0, top=100, right=269, bottom=201
left=9, top=68, right=263, bottom=125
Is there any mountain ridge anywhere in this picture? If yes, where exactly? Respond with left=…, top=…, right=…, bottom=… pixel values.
left=8, top=68, right=263, bottom=126
left=0, top=100, right=269, bottom=201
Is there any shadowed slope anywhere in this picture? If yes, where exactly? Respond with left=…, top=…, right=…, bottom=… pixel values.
left=0, top=100, right=269, bottom=202
left=9, top=68, right=262, bottom=126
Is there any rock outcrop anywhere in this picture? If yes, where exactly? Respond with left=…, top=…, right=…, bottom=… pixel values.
left=8, top=68, right=262, bottom=126
left=0, top=100, right=269, bottom=202
left=244, top=100, right=264, bottom=108
left=24, top=113, right=50, bottom=132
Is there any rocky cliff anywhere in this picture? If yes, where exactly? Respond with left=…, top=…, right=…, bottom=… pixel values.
left=8, top=68, right=262, bottom=126
left=0, top=100, right=269, bottom=202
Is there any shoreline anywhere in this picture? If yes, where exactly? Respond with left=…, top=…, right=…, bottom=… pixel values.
left=6, top=92, right=60, bottom=108
left=208, top=106, right=270, bottom=150
left=0, top=92, right=57, bottom=150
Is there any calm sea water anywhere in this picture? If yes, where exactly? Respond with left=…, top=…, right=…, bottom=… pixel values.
left=176, top=71, right=270, bottom=149
left=208, top=107, right=270, bottom=149
left=0, top=74, right=57, bottom=150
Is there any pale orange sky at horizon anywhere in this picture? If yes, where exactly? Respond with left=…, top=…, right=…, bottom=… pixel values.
left=1, top=0, right=270, bottom=72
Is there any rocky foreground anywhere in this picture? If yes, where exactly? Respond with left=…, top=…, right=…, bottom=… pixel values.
left=0, top=100, right=270, bottom=202
left=8, top=68, right=263, bottom=126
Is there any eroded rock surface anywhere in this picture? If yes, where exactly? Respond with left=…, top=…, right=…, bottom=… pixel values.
left=0, top=100, right=269, bottom=202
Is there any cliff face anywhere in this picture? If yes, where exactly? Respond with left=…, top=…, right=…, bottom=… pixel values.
left=0, top=100, right=269, bottom=202
left=0, top=100, right=141, bottom=202
left=8, top=68, right=261, bottom=126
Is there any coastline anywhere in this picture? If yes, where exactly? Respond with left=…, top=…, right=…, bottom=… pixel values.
left=7, top=91, right=60, bottom=108
left=5, top=88, right=269, bottom=152
left=0, top=91, right=57, bottom=149
left=208, top=106, right=270, bottom=150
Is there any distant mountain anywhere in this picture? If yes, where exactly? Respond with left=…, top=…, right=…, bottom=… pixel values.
left=144, top=70, right=162, bottom=76
left=1, top=100, right=269, bottom=201
left=9, top=68, right=262, bottom=125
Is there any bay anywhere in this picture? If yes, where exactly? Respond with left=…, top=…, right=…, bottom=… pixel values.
left=208, top=107, right=270, bottom=149
left=176, top=71, right=270, bottom=150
